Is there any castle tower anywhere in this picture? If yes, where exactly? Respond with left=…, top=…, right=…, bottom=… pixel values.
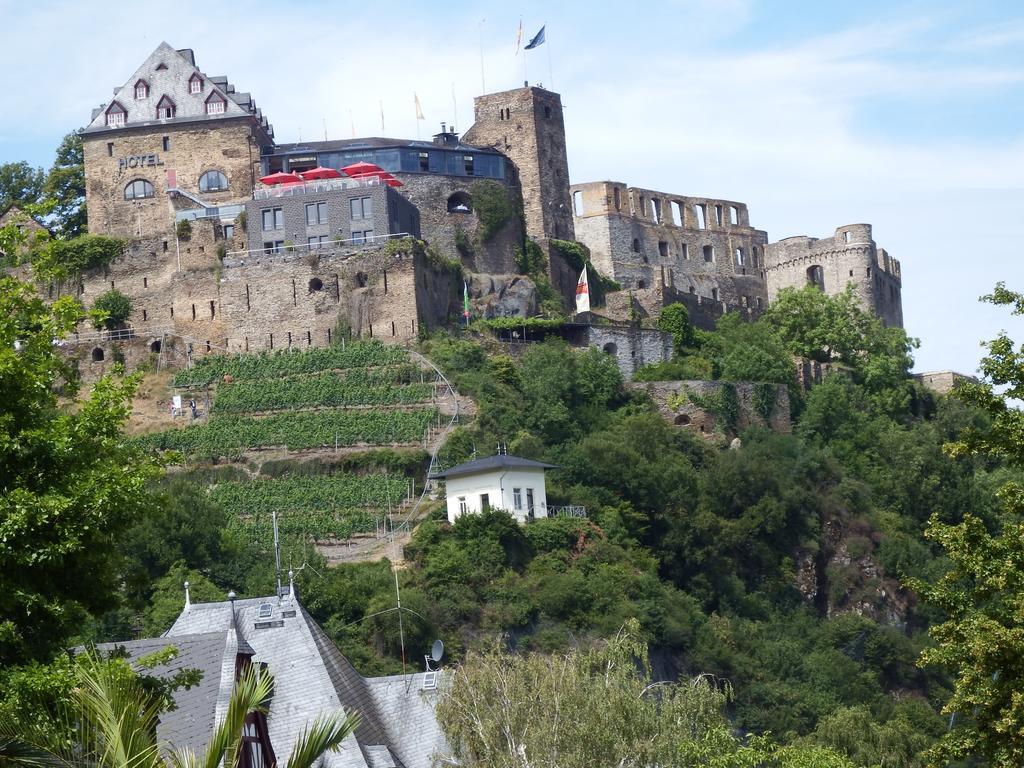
left=81, top=42, right=273, bottom=242
left=462, top=85, right=574, bottom=244
left=764, top=224, right=903, bottom=328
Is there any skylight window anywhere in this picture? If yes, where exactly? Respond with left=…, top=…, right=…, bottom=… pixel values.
left=258, top=603, right=273, bottom=619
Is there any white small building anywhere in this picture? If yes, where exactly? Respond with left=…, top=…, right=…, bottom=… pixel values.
left=430, top=454, right=557, bottom=524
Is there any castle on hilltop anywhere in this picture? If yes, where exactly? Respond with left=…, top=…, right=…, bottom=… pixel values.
left=71, top=42, right=903, bottom=374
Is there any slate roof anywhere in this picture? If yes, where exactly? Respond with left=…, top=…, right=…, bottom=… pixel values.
left=270, top=136, right=503, bottom=157
left=83, top=42, right=273, bottom=139
left=102, top=588, right=450, bottom=768
left=429, top=454, right=558, bottom=480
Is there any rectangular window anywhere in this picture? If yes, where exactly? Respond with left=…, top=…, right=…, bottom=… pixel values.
left=480, top=493, right=490, bottom=512
left=715, top=204, right=723, bottom=226
left=162, top=136, right=169, bottom=152
left=307, top=235, right=328, bottom=248
left=703, top=245, right=714, bottom=262
left=729, top=205, right=738, bottom=225
left=306, top=201, right=328, bottom=225
left=681, top=243, right=689, bottom=260
left=658, top=241, right=669, bottom=258
left=513, top=488, right=523, bottom=510
left=206, top=99, right=225, bottom=115
left=418, top=152, right=430, bottom=172
left=107, top=142, right=114, bottom=156
left=190, top=78, right=202, bottom=94
left=464, top=155, right=474, bottom=175
left=526, top=489, right=535, bottom=518
left=350, top=196, right=372, bottom=219
left=262, top=208, right=283, bottom=230
left=351, top=230, right=374, bottom=244
left=263, top=240, right=284, bottom=253
left=106, top=111, right=125, bottom=127
left=223, top=224, right=234, bottom=239
left=458, top=497, right=468, bottom=515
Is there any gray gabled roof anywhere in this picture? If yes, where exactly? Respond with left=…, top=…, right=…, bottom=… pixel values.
left=428, top=454, right=557, bottom=480
left=100, top=589, right=449, bottom=768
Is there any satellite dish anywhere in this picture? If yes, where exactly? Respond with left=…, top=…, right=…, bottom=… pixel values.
left=430, top=639, right=444, bottom=663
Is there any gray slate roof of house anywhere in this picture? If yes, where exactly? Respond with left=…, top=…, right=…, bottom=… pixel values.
left=428, top=454, right=557, bottom=480
left=98, top=588, right=449, bottom=768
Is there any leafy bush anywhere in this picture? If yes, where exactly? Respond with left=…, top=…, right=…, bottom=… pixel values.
left=92, top=289, right=132, bottom=329
left=38, top=234, right=126, bottom=277
left=470, top=180, right=516, bottom=242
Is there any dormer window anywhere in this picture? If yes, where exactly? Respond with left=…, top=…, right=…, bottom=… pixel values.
left=205, top=93, right=226, bottom=115
left=189, top=74, right=203, bottom=94
left=105, top=101, right=126, bottom=127
left=134, top=80, right=149, bottom=100
left=156, top=95, right=176, bottom=120
left=155, top=62, right=168, bottom=71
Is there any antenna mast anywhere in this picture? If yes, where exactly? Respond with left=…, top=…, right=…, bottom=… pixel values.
left=272, top=509, right=282, bottom=595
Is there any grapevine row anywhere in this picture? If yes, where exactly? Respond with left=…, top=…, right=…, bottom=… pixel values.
left=173, top=341, right=411, bottom=387
left=210, top=474, right=409, bottom=515
left=226, top=509, right=379, bottom=543
left=136, top=408, right=439, bottom=458
left=214, top=377, right=434, bottom=414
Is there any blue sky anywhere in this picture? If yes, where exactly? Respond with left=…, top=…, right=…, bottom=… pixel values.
left=2, top=0, right=1021, bottom=375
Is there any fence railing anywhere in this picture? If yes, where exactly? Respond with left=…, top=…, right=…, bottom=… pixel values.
left=540, top=505, right=588, bottom=519
left=226, top=231, right=411, bottom=259
left=253, top=176, right=387, bottom=201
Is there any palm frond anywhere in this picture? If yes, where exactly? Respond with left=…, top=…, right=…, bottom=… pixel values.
left=0, top=737, right=74, bottom=768
left=284, top=711, right=361, bottom=768
left=200, top=666, right=274, bottom=768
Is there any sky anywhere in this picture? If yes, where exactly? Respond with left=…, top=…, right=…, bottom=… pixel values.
left=1, top=0, right=1022, bottom=375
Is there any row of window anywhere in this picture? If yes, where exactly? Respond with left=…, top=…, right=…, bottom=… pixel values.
left=261, top=231, right=376, bottom=253
left=106, top=75, right=226, bottom=126
left=260, top=197, right=373, bottom=231
left=121, top=170, right=228, bottom=200
left=631, top=238, right=761, bottom=268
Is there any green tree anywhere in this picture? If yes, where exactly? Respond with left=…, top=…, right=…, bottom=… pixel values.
left=659, top=301, right=696, bottom=355
left=92, top=288, right=132, bottom=329
left=44, top=132, right=87, bottom=238
left=0, top=276, right=159, bottom=665
left=436, top=619, right=853, bottom=767
left=908, top=284, right=1024, bottom=767
left=0, top=161, right=45, bottom=209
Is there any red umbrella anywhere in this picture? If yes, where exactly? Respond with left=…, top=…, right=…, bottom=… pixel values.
left=300, top=167, right=342, bottom=181
left=341, top=161, right=384, bottom=178
left=260, top=171, right=304, bottom=185
left=341, top=162, right=403, bottom=187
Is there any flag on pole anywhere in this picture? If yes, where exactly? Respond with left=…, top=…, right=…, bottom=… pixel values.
left=525, top=25, right=546, bottom=50
left=575, top=265, right=590, bottom=314
left=463, top=282, right=471, bottom=321
left=414, top=93, right=425, bottom=120
left=515, top=18, right=523, bottom=54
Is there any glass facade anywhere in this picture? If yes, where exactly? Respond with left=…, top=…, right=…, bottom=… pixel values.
left=270, top=145, right=505, bottom=180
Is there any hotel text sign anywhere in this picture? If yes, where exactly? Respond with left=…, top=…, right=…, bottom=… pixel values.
left=119, top=154, right=164, bottom=171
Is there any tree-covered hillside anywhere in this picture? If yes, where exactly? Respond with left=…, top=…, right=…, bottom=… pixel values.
left=3, top=270, right=1024, bottom=766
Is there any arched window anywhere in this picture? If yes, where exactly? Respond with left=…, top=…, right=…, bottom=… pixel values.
left=602, top=342, right=617, bottom=355
left=91, top=347, right=105, bottom=361
left=105, top=101, right=126, bottom=127
left=199, top=170, right=229, bottom=193
left=308, top=277, right=323, bottom=292
left=674, top=414, right=691, bottom=426
left=637, top=279, right=647, bottom=289
left=124, top=179, right=155, bottom=200
left=446, top=191, right=473, bottom=213
left=807, top=265, right=825, bottom=291
left=134, top=79, right=149, bottom=99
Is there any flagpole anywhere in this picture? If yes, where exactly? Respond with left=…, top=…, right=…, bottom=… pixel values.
left=478, top=18, right=486, bottom=92
left=546, top=23, right=554, bottom=89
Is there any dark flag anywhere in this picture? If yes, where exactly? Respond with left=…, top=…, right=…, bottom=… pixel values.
left=525, top=25, right=545, bottom=50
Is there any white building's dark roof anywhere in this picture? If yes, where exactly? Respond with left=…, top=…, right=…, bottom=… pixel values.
left=429, top=454, right=557, bottom=480
left=96, top=589, right=448, bottom=768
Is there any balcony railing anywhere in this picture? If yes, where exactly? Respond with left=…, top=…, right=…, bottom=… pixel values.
left=529, top=504, right=587, bottom=520
left=253, top=176, right=386, bottom=201
left=226, top=231, right=412, bottom=259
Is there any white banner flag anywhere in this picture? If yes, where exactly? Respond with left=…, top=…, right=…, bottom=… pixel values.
left=575, top=266, right=590, bottom=314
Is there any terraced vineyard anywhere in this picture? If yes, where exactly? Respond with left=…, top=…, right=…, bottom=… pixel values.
left=146, top=342, right=449, bottom=549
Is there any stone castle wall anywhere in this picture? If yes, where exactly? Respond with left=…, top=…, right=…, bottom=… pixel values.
left=764, top=224, right=903, bottom=328
left=630, top=379, right=792, bottom=438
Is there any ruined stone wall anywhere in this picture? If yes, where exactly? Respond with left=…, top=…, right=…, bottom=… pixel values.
left=764, top=224, right=903, bottom=328
left=463, top=86, right=574, bottom=243
left=913, top=370, right=978, bottom=395
left=599, top=284, right=757, bottom=331
left=83, top=118, right=259, bottom=241
left=630, top=379, right=792, bottom=437
left=571, top=181, right=769, bottom=311
left=584, top=325, right=673, bottom=378
left=395, top=174, right=521, bottom=274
